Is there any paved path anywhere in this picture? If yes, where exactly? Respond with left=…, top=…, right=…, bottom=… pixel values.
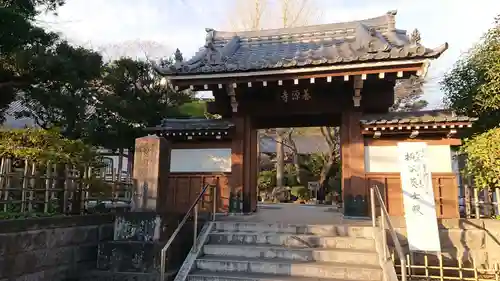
left=216, top=203, right=372, bottom=226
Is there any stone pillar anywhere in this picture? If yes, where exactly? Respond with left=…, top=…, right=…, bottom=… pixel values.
left=341, top=110, right=367, bottom=217
left=132, top=135, right=171, bottom=213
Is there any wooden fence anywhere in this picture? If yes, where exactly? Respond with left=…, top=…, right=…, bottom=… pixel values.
left=0, top=158, right=133, bottom=216
left=459, top=185, right=500, bottom=219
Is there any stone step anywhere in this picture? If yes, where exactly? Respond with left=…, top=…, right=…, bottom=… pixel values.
left=207, top=232, right=375, bottom=250
left=212, top=222, right=373, bottom=238
left=80, top=269, right=177, bottom=281
left=202, top=245, right=379, bottom=265
left=187, top=270, right=380, bottom=281
left=97, top=241, right=162, bottom=272
left=194, top=256, right=383, bottom=280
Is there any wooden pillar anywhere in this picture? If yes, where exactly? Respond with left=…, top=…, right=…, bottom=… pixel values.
left=230, top=116, right=244, bottom=212
left=245, top=119, right=258, bottom=213
left=132, top=135, right=171, bottom=213
left=341, top=110, right=367, bottom=216
left=230, top=115, right=258, bottom=213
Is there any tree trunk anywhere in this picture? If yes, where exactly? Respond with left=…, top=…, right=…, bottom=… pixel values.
left=276, top=133, right=284, bottom=189
left=319, top=155, right=335, bottom=188
left=286, top=130, right=302, bottom=185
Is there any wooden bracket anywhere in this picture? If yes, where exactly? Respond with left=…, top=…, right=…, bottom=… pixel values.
left=226, top=83, right=238, bottom=113
left=353, top=75, right=364, bottom=107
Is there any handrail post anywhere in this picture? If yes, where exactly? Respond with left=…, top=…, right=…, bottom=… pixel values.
left=159, top=183, right=212, bottom=281
left=370, top=187, right=376, bottom=227
left=160, top=246, right=166, bottom=280
left=401, top=259, right=407, bottom=281
left=381, top=207, right=387, bottom=261
left=372, top=185, right=407, bottom=281
left=193, top=203, right=199, bottom=252
left=212, top=184, right=217, bottom=221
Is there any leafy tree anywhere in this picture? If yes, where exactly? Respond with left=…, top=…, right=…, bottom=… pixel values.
left=0, top=0, right=64, bottom=53
left=13, top=42, right=104, bottom=139
left=89, top=58, right=201, bottom=150
left=442, top=15, right=500, bottom=136
left=460, top=128, right=500, bottom=190
left=0, top=0, right=65, bottom=119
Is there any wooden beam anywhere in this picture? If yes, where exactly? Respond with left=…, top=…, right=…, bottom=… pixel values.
left=170, top=65, right=421, bottom=89
left=364, top=138, right=462, bottom=146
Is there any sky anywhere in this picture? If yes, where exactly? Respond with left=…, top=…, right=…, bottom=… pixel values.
left=37, top=0, right=500, bottom=108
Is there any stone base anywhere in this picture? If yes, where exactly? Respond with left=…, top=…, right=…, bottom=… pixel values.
left=80, top=269, right=177, bottom=281
left=97, top=241, right=162, bottom=273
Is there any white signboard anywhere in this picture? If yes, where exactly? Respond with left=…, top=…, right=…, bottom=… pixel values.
left=397, top=142, right=441, bottom=252
left=170, top=149, right=231, bottom=172
left=307, top=181, right=319, bottom=190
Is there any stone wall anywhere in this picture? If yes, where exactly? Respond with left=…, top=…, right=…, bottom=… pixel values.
left=0, top=214, right=114, bottom=281
left=387, top=217, right=500, bottom=269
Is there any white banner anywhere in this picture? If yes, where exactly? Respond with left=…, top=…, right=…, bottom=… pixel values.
left=397, top=142, right=441, bottom=252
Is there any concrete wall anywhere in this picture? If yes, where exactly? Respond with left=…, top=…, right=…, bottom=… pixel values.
left=0, top=214, right=114, bottom=281
left=387, top=217, right=500, bottom=269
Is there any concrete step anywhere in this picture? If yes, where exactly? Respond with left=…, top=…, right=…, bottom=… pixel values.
left=187, top=270, right=380, bottom=281
left=202, top=244, right=379, bottom=265
left=80, top=269, right=177, bottom=281
left=97, top=241, right=162, bottom=272
left=213, top=222, right=373, bottom=238
left=207, top=232, right=375, bottom=250
left=194, top=256, right=383, bottom=280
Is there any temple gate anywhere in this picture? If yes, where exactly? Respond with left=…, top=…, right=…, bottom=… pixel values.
left=137, top=11, right=475, bottom=217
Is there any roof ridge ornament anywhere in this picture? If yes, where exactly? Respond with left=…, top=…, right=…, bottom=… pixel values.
left=174, top=48, right=183, bottom=63
left=205, top=28, right=216, bottom=50
left=386, top=10, right=397, bottom=31
left=410, top=29, right=422, bottom=45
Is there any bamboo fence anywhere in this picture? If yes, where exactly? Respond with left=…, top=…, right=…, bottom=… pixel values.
left=0, top=157, right=133, bottom=215
left=391, top=250, right=500, bottom=281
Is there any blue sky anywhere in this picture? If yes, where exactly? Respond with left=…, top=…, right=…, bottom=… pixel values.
left=38, top=0, right=500, bottom=108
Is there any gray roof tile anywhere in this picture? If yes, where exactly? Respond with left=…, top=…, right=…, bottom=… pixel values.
left=157, top=11, right=448, bottom=75
left=151, top=118, right=234, bottom=131
left=360, top=110, right=477, bottom=126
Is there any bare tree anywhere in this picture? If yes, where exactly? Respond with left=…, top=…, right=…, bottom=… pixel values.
left=318, top=127, right=340, bottom=188
left=228, top=0, right=321, bottom=31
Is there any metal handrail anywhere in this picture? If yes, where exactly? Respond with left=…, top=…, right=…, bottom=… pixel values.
left=370, top=185, right=407, bottom=281
left=160, top=182, right=217, bottom=280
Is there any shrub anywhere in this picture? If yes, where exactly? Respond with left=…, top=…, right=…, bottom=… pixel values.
left=258, top=170, right=276, bottom=191
left=0, top=128, right=102, bottom=166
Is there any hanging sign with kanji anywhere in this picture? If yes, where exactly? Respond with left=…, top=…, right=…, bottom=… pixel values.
left=397, top=142, right=441, bottom=252
left=280, top=89, right=311, bottom=102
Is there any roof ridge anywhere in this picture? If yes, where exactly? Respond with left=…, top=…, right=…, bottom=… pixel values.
left=212, top=11, right=396, bottom=40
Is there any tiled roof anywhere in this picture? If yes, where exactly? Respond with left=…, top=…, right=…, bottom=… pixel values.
left=360, top=110, right=477, bottom=126
left=157, top=11, right=448, bottom=75
left=152, top=118, right=234, bottom=131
